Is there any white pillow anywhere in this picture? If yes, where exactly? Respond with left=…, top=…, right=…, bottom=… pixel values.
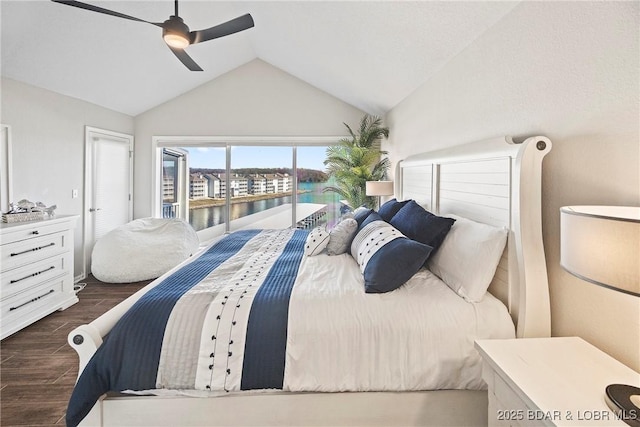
left=427, top=214, right=508, bottom=302
left=304, top=226, right=330, bottom=256
left=326, top=218, right=358, bottom=255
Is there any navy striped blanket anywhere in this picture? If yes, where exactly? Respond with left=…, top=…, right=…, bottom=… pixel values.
left=67, top=229, right=307, bottom=427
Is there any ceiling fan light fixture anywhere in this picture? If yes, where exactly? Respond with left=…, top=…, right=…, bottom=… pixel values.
left=163, top=33, right=189, bottom=49
left=162, top=15, right=190, bottom=49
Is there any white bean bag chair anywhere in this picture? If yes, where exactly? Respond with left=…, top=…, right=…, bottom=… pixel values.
left=91, top=217, right=199, bottom=283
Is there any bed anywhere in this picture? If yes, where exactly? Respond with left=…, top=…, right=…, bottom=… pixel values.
left=67, top=135, right=552, bottom=426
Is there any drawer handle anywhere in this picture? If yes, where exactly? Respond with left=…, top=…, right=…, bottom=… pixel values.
left=10, top=266, right=56, bottom=284
left=9, top=289, right=55, bottom=312
left=10, top=242, right=56, bottom=257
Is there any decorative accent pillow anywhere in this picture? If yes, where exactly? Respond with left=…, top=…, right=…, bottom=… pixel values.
left=326, top=218, right=358, bottom=255
left=389, top=200, right=455, bottom=253
left=304, top=226, right=330, bottom=256
left=377, top=198, right=410, bottom=222
left=353, top=207, right=375, bottom=227
left=350, top=218, right=432, bottom=293
left=427, top=214, right=508, bottom=302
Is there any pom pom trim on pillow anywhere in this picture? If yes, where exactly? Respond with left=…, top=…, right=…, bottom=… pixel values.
left=304, top=226, right=330, bottom=256
left=350, top=217, right=433, bottom=293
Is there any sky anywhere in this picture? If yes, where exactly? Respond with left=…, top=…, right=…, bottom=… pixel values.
left=185, top=146, right=329, bottom=171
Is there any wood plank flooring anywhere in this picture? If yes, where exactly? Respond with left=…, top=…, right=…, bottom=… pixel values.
left=0, top=276, right=149, bottom=427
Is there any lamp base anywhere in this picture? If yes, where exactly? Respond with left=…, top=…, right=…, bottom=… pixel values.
left=604, top=384, right=640, bottom=427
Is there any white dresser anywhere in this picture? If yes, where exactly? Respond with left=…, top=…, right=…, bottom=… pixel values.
left=1, top=215, right=79, bottom=339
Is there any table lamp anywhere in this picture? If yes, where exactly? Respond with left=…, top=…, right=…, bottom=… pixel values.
left=560, top=206, right=640, bottom=426
left=365, top=181, right=394, bottom=209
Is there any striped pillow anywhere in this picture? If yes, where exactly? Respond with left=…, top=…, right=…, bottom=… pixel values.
left=350, top=218, right=433, bottom=293
left=304, top=226, right=330, bottom=256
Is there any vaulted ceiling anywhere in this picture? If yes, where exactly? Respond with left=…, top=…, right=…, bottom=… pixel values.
left=1, top=1, right=519, bottom=116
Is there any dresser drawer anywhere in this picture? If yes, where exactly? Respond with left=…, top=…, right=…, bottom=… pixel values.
left=1, top=277, right=67, bottom=321
left=0, top=220, right=72, bottom=246
left=1, top=252, right=71, bottom=300
left=1, top=230, right=71, bottom=271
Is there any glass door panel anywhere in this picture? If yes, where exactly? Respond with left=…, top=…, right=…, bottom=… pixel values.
left=229, top=146, right=293, bottom=232
left=296, top=146, right=341, bottom=230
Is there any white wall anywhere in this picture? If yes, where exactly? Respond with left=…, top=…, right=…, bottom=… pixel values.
left=0, top=77, right=134, bottom=278
left=134, top=59, right=365, bottom=218
left=384, top=1, right=640, bottom=370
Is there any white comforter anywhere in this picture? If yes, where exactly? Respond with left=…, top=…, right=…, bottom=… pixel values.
left=128, top=244, right=515, bottom=398
left=284, top=252, right=515, bottom=392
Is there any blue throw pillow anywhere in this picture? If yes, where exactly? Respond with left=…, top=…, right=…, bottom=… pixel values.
left=350, top=218, right=433, bottom=293
left=390, top=200, right=455, bottom=253
left=360, top=211, right=383, bottom=229
left=377, top=198, right=411, bottom=222
left=353, top=207, right=375, bottom=227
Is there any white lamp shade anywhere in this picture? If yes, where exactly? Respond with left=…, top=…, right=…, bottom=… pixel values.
left=560, top=206, right=640, bottom=297
left=365, top=181, right=394, bottom=197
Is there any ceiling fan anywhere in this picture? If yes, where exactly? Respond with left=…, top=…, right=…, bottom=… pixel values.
left=51, top=0, right=254, bottom=71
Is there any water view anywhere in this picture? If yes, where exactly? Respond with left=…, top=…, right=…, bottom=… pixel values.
left=188, top=181, right=343, bottom=232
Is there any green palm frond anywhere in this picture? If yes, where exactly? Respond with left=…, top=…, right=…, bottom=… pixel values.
left=323, top=114, right=390, bottom=209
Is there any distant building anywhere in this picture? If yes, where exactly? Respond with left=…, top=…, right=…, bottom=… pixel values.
left=264, top=173, right=291, bottom=194
left=247, top=174, right=267, bottom=195
left=189, top=174, right=208, bottom=199
left=204, top=174, right=222, bottom=198
left=214, top=174, right=248, bottom=198
left=190, top=171, right=291, bottom=199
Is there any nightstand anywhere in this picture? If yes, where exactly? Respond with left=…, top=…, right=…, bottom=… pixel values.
left=475, top=337, right=640, bottom=426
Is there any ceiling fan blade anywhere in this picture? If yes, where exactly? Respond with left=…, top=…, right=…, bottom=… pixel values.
left=168, top=46, right=203, bottom=71
left=51, top=1, right=162, bottom=27
left=190, top=14, right=254, bottom=45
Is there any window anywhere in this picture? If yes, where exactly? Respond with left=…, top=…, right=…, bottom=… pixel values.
left=296, top=146, right=342, bottom=229
left=180, top=147, right=226, bottom=233
left=229, top=146, right=293, bottom=232
left=156, top=138, right=341, bottom=239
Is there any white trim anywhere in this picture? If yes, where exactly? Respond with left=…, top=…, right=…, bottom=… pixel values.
left=83, top=127, right=134, bottom=278
left=0, top=124, right=13, bottom=213
left=154, top=135, right=345, bottom=147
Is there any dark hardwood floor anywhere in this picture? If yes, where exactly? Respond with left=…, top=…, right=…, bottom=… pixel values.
left=1, top=276, right=149, bottom=427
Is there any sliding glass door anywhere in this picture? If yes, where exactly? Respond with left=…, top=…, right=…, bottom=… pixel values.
left=158, top=140, right=339, bottom=238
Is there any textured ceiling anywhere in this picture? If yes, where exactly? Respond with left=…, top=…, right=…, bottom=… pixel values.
left=1, top=1, right=519, bottom=116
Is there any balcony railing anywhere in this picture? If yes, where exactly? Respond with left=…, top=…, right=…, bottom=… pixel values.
left=162, top=202, right=180, bottom=218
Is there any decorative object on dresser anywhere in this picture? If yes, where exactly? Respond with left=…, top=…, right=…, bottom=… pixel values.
left=560, top=205, right=640, bottom=425
left=475, top=337, right=640, bottom=427
left=1, top=215, right=79, bottom=339
left=2, top=198, right=57, bottom=223
left=365, top=180, right=394, bottom=209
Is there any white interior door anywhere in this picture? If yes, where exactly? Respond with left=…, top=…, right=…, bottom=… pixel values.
left=84, top=127, right=133, bottom=277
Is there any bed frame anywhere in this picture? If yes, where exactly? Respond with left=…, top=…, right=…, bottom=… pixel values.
left=69, top=135, right=551, bottom=426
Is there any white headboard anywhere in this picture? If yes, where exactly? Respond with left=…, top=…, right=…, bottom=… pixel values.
left=397, top=136, right=551, bottom=338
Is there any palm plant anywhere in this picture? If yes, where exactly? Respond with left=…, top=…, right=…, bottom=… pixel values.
left=323, top=115, right=390, bottom=209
